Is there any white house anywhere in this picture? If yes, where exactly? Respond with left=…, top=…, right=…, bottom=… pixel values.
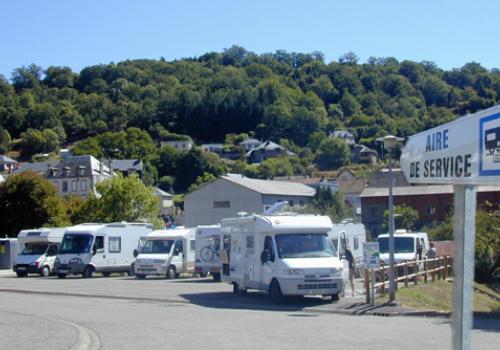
left=239, top=138, right=262, bottom=151
left=330, top=130, right=356, bottom=147
left=184, top=174, right=315, bottom=227
left=161, top=140, right=193, bottom=151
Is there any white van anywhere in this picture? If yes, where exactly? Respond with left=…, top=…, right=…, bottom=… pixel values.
left=377, top=230, right=429, bottom=264
left=329, top=221, right=366, bottom=276
left=54, top=222, right=153, bottom=278
left=221, top=214, right=346, bottom=302
left=13, top=228, right=65, bottom=277
left=194, top=225, right=222, bottom=280
left=134, top=227, right=196, bottom=279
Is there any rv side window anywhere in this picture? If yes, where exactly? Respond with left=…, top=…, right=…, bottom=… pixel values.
left=190, top=239, right=195, bottom=251
left=47, top=245, right=58, bottom=256
left=246, top=236, right=254, bottom=253
left=94, top=236, right=104, bottom=250
left=109, top=237, right=121, bottom=253
left=354, top=237, right=359, bottom=250
left=264, top=236, right=275, bottom=262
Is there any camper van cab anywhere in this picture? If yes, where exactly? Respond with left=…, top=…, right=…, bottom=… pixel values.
left=194, top=225, right=222, bottom=280
left=377, top=230, right=429, bottom=263
left=222, top=214, right=345, bottom=302
left=13, top=228, right=65, bottom=277
left=134, top=228, right=196, bottom=279
left=54, top=222, right=153, bottom=278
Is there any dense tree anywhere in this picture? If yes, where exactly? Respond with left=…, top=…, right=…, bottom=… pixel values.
left=315, top=137, right=350, bottom=170
left=0, top=126, right=10, bottom=154
left=0, top=171, right=70, bottom=236
left=383, top=205, right=419, bottom=231
left=312, top=187, right=348, bottom=221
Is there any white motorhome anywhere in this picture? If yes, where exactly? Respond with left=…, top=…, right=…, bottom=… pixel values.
left=329, top=221, right=367, bottom=276
left=377, top=230, right=429, bottom=264
left=195, top=225, right=222, bottom=280
left=13, top=228, right=65, bottom=277
left=221, top=214, right=347, bottom=302
left=134, top=227, right=196, bottom=279
left=54, top=222, right=153, bottom=278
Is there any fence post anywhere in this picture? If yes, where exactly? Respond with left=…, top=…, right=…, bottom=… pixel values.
left=365, top=268, right=370, bottom=304
left=404, top=260, right=408, bottom=288
left=424, top=258, right=428, bottom=283
left=380, top=263, right=385, bottom=296
left=414, top=259, right=418, bottom=285
left=432, top=259, right=436, bottom=282
left=444, top=256, right=449, bottom=279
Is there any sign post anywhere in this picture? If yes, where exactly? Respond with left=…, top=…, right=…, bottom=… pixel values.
left=400, top=105, right=500, bottom=350
left=363, top=242, right=380, bottom=306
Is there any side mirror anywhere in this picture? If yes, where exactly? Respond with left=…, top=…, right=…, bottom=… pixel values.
left=261, top=250, right=270, bottom=264
left=133, top=249, right=139, bottom=258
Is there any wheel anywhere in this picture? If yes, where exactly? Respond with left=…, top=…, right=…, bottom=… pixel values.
left=166, top=266, right=176, bottom=279
left=136, top=274, right=146, bottom=280
left=57, top=273, right=66, bottom=279
left=199, top=272, right=208, bottom=278
left=232, top=282, right=242, bottom=294
left=82, top=266, right=94, bottom=278
left=41, top=266, right=51, bottom=277
left=269, top=280, right=283, bottom=304
left=128, top=264, right=135, bottom=276
left=102, top=272, right=111, bottom=277
left=212, top=272, right=221, bottom=282
left=16, top=271, right=27, bottom=277
left=330, top=293, right=340, bottom=301
left=200, top=246, right=214, bottom=262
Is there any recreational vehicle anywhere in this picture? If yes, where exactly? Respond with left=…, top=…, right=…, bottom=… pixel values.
left=221, top=214, right=346, bottom=302
left=194, top=225, right=222, bottom=280
left=377, top=230, right=429, bottom=264
left=134, top=227, right=196, bottom=279
left=329, top=221, right=367, bottom=276
left=13, top=228, right=65, bottom=277
left=54, top=222, right=153, bottom=278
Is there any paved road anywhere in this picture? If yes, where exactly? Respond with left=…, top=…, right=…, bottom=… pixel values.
left=0, top=271, right=498, bottom=350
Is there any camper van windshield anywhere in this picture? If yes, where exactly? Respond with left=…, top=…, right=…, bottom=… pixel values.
left=59, top=234, right=93, bottom=254
left=275, top=233, right=337, bottom=259
left=378, top=237, right=415, bottom=254
left=139, top=239, right=174, bottom=254
left=21, top=243, right=49, bottom=255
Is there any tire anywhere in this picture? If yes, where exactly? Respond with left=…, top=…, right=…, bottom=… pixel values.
left=16, top=271, right=27, bottom=278
left=200, top=246, right=214, bottom=262
left=57, top=273, right=66, bottom=279
left=330, top=293, right=340, bottom=302
left=166, top=266, right=176, bottom=280
left=41, top=266, right=51, bottom=277
left=82, top=266, right=94, bottom=278
left=136, top=274, right=146, bottom=280
left=102, top=272, right=111, bottom=277
left=269, top=280, right=283, bottom=304
left=211, top=272, right=221, bottom=282
left=199, top=272, right=208, bottom=278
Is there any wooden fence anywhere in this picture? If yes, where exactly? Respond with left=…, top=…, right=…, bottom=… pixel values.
left=364, top=256, right=453, bottom=302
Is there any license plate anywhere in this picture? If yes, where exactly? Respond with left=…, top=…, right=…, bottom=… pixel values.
left=58, top=269, right=69, bottom=273
left=17, top=267, right=26, bottom=271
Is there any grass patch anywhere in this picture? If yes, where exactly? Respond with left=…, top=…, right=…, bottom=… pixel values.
left=378, top=280, right=500, bottom=313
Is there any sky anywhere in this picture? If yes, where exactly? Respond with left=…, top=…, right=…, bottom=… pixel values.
left=0, top=0, right=498, bottom=78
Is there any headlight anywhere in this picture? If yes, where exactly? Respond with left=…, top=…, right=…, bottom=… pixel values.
left=283, top=268, right=304, bottom=275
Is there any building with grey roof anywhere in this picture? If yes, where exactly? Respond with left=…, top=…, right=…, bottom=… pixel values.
left=184, top=174, right=315, bottom=226
left=239, top=138, right=262, bottom=151
left=0, top=155, right=18, bottom=173
left=330, top=130, right=356, bottom=146
left=103, top=159, right=143, bottom=177
left=246, top=140, right=295, bottom=163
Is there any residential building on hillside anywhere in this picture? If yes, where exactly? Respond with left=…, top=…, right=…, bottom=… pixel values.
left=160, top=139, right=193, bottom=151
left=239, top=138, right=262, bottom=151
left=351, top=144, right=378, bottom=165
left=154, top=187, right=174, bottom=217
left=330, top=130, right=356, bottom=147
left=247, top=140, right=295, bottom=163
left=201, top=143, right=224, bottom=153
left=360, top=168, right=500, bottom=237
left=103, top=159, right=143, bottom=177
left=184, top=174, right=315, bottom=226
left=0, top=155, right=17, bottom=173
left=335, top=168, right=366, bottom=216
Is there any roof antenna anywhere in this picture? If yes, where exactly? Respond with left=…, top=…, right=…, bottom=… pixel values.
left=263, top=201, right=287, bottom=215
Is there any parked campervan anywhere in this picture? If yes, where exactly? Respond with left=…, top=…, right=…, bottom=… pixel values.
left=221, top=214, right=346, bottom=302
left=134, top=227, right=196, bottom=279
left=13, top=228, right=65, bottom=277
left=329, top=221, right=367, bottom=276
left=194, top=225, right=222, bottom=280
left=377, top=230, right=429, bottom=264
left=54, top=222, right=153, bottom=278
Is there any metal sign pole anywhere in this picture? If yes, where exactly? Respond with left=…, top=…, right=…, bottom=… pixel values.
left=452, top=185, right=476, bottom=350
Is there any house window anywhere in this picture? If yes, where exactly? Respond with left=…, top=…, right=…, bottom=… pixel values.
left=246, top=235, right=254, bottom=253
left=80, top=180, right=87, bottom=192
left=427, top=204, right=436, bottom=215
left=62, top=181, right=68, bottom=193
left=109, top=237, right=121, bottom=253
left=72, top=180, right=77, bottom=192
left=213, top=201, right=230, bottom=208
left=288, top=200, right=294, bottom=206
left=299, top=200, right=305, bottom=206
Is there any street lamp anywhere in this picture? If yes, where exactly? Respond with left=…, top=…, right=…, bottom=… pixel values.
left=377, top=135, right=405, bottom=305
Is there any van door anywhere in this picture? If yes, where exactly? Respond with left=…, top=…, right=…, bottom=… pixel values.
left=107, top=236, right=121, bottom=271
left=171, top=240, right=184, bottom=272
left=338, top=232, right=350, bottom=289
left=260, top=236, right=276, bottom=290
left=45, top=244, right=58, bottom=270
left=91, top=235, right=107, bottom=271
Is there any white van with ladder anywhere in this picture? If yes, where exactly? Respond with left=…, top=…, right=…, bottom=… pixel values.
left=221, top=213, right=346, bottom=302
left=134, top=227, right=196, bottom=279
left=54, top=222, right=153, bottom=278
left=13, top=228, right=65, bottom=277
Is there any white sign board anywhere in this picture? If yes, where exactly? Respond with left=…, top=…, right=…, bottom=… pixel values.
left=401, top=105, right=500, bottom=184
left=363, top=242, right=380, bottom=269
